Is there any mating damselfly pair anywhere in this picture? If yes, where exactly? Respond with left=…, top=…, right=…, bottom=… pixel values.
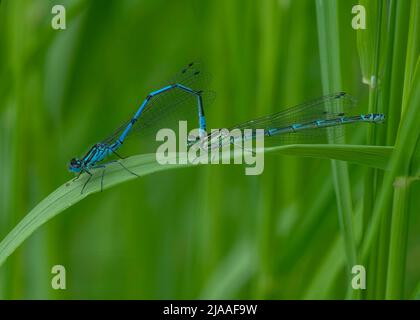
left=69, top=62, right=385, bottom=193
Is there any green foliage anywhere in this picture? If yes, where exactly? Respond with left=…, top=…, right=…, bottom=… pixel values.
left=0, top=144, right=394, bottom=270
left=0, top=0, right=418, bottom=299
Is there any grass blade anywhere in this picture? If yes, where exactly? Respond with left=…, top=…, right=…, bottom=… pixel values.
left=362, top=57, right=420, bottom=275
left=315, top=0, right=358, bottom=297
left=385, top=177, right=412, bottom=299
left=0, top=144, right=393, bottom=268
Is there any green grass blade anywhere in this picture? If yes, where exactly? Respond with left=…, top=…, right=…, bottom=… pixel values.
left=267, top=144, right=393, bottom=169
left=386, top=0, right=410, bottom=145
left=0, top=144, right=393, bottom=268
left=315, top=0, right=358, bottom=297
left=254, top=0, right=283, bottom=298
left=357, top=0, right=384, bottom=300
left=303, top=234, right=345, bottom=299
left=402, top=0, right=420, bottom=114
left=199, top=241, right=256, bottom=299
left=356, top=0, right=381, bottom=87
left=362, top=57, right=420, bottom=273
left=412, top=280, right=420, bottom=299
left=385, top=177, right=412, bottom=299
left=375, top=0, right=411, bottom=299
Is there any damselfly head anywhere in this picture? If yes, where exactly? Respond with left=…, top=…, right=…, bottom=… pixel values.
left=68, top=158, right=82, bottom=173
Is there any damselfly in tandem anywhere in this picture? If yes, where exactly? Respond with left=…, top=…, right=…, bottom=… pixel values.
left=69, top=62, right=385, bottom=193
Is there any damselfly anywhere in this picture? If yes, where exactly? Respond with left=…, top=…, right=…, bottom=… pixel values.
left=69, top=62, right=214, bottom=193
left=192, top=92, right=385, bottom=152
left=69, top=62, right=385, bottom=193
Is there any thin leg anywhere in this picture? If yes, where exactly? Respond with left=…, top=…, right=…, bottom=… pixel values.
left=73, top=171, right=82, bottom=182
left=101, top=168, right=106, bottom=192
left=191, top=152, right=201, bottom=165
left=220, top=132, right=257, bottom=156
left=112, top=149, right=126, bottom=160
left=117, top=161, right=139, bottom=177
left=81, top=171, right=93, bottom=194
left=210, top=146, right=220, bottom=164
left=189, top=141, right=204, bottom=165
left=101, top=160, right=139, bottom=178
left=91, top=164, right=106, bottom=192
left=230, top=139, right=257, bottom=156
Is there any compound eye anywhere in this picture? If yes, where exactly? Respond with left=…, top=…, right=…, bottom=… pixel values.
left=70, top=158, right=80, bottom=167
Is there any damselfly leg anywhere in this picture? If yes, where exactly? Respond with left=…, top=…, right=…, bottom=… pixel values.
left=78, top=160, right=139, bottom=194
left=80, top=170, right=93, bottom=194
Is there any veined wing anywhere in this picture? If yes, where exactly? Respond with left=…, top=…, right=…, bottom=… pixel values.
left=228, top=92, right=357, bottom=145
left=101, top=62, right=215, bottom=146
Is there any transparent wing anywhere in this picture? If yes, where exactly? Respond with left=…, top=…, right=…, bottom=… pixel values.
left=228, top=92, right=358, bottom=145
left=101, top=62, right=215, bottom=148
left=169, top=61, right=212, bottom=92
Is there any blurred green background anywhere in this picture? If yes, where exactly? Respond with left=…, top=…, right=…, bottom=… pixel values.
left=0, top=0, right=419, bottom=299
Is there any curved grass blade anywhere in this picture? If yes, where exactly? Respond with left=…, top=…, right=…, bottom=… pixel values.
left=0, top=144, right=393, bottom=268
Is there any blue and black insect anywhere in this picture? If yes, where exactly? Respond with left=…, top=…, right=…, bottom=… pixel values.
left=69, top=62, right=385, bottom=194
left=228, top=92, right=385, bottom=144
left=197, top=92, right=385, bottom=152
left=69, top=62, right=213, bottom=193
